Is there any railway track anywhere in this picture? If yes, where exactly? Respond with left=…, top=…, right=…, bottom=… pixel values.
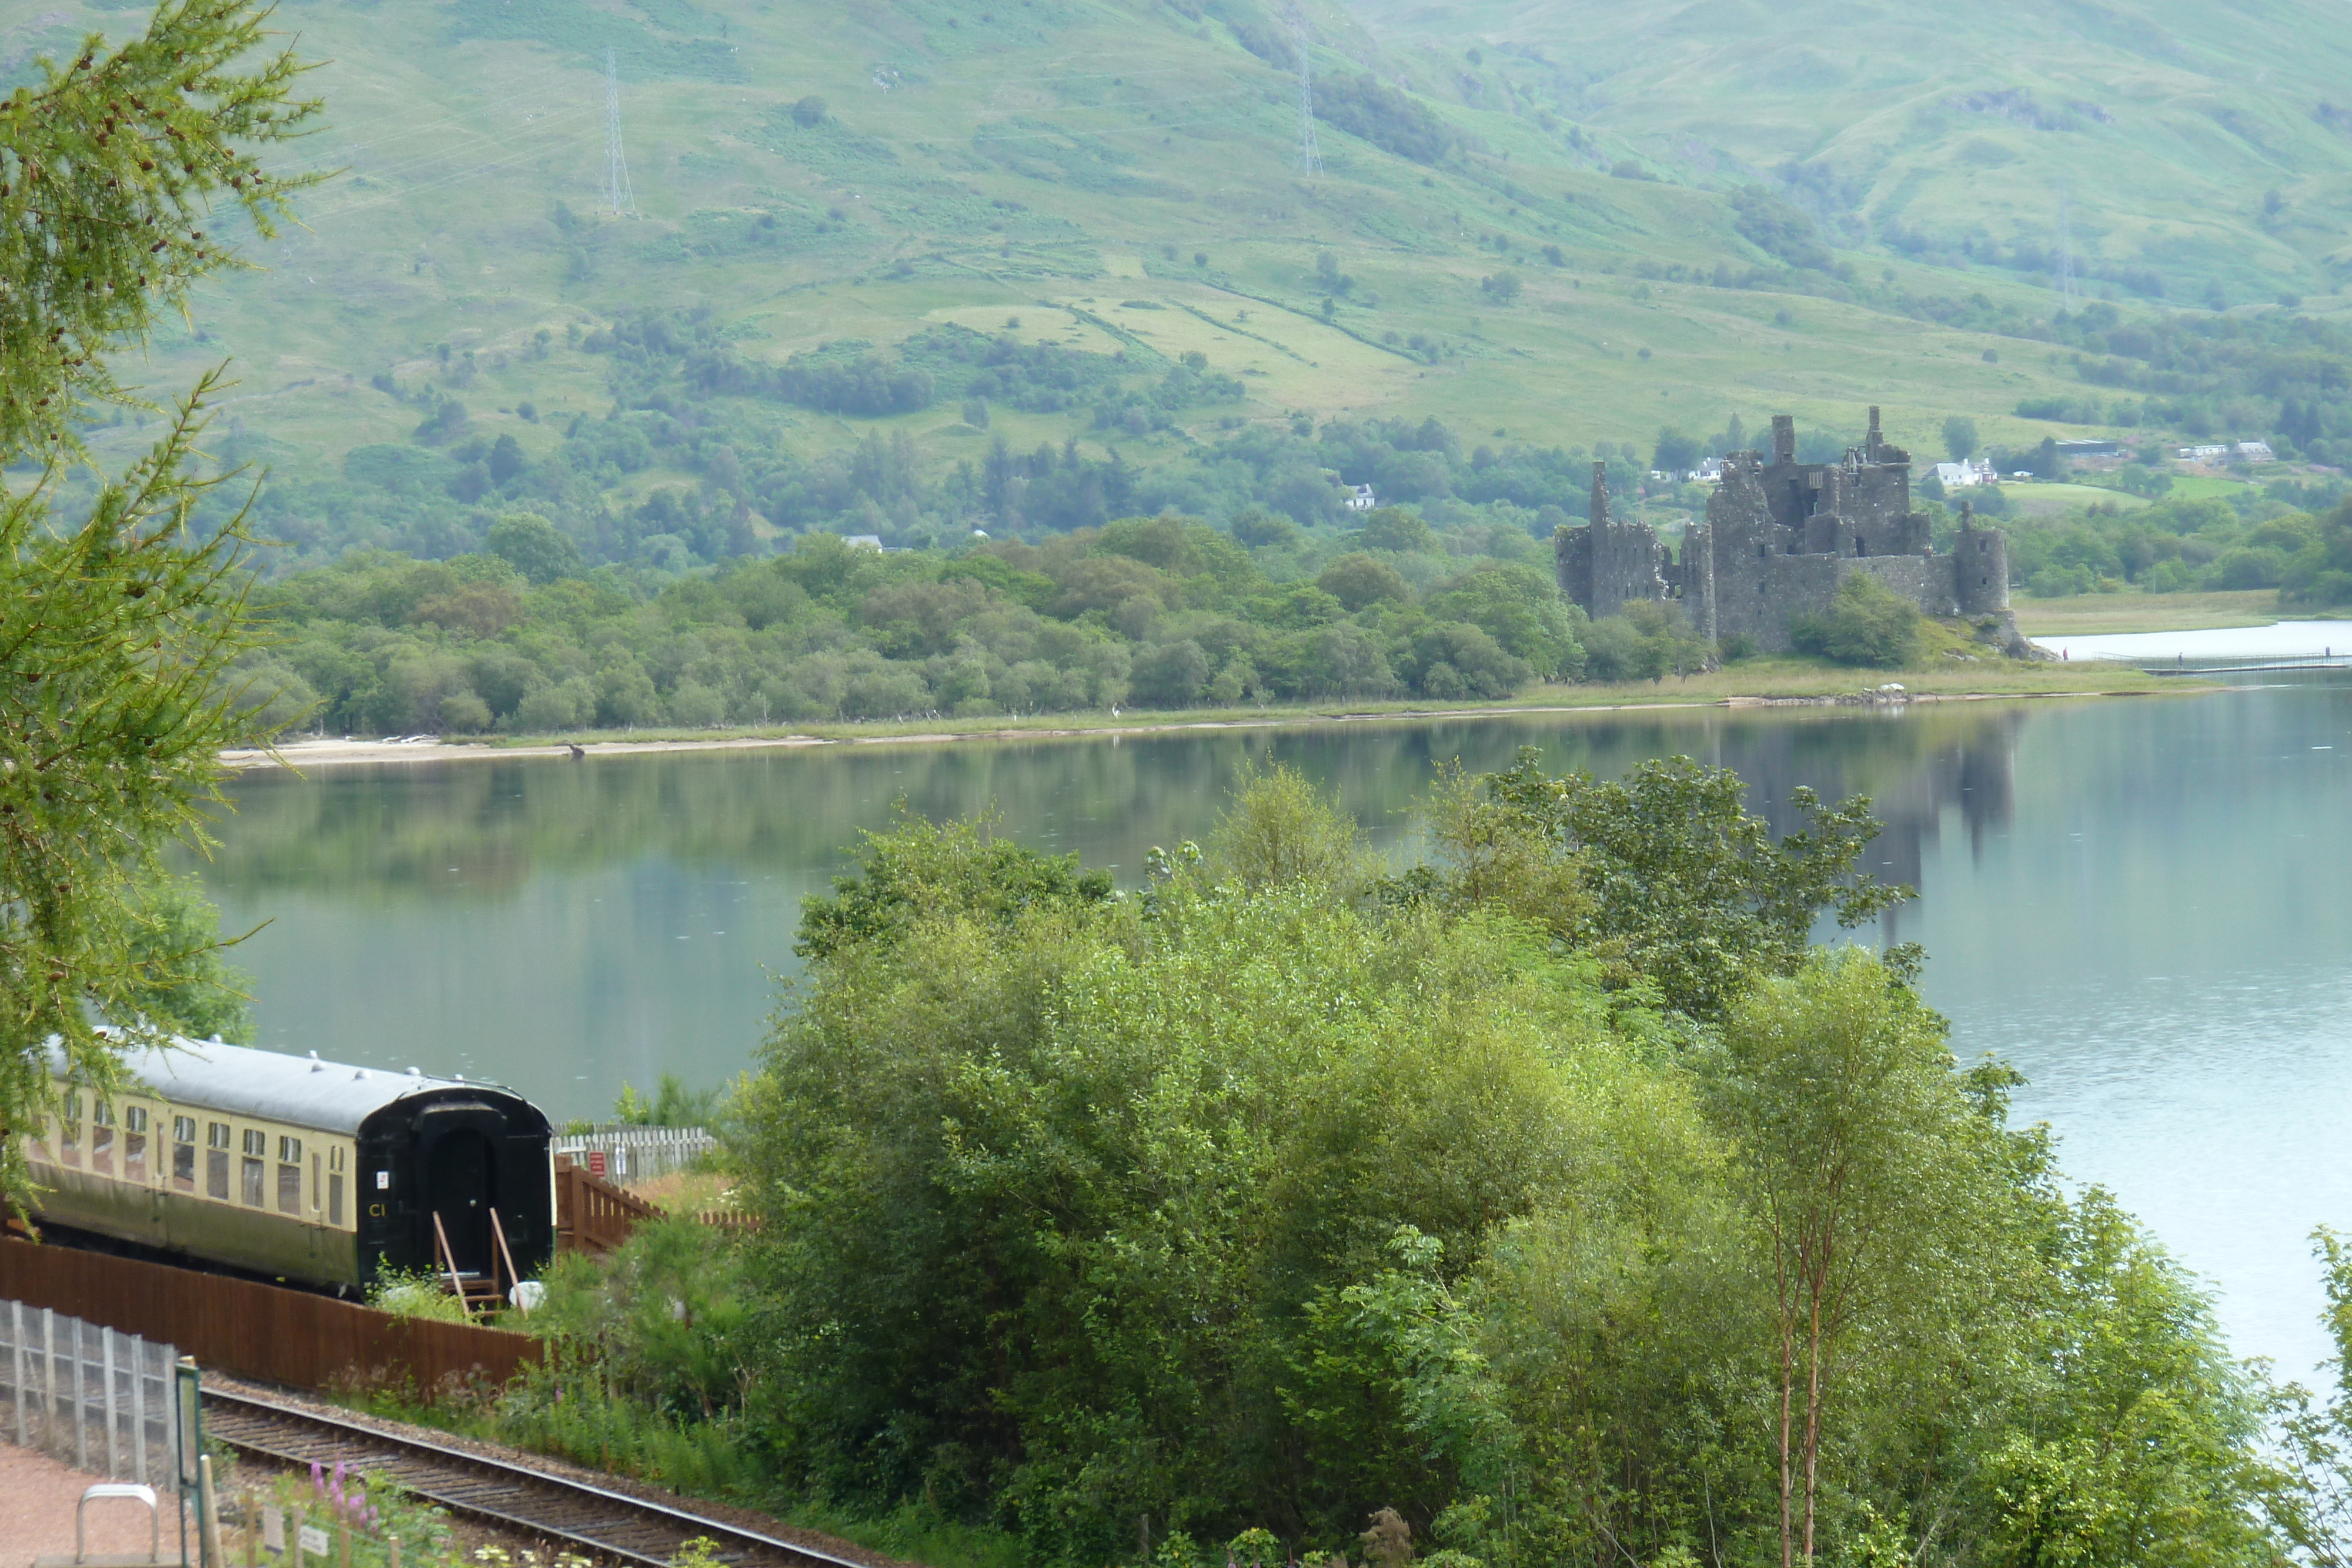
left=202, top=1388, right=874, bottom=1568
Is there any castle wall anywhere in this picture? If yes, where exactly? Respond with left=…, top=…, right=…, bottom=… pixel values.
left=1847, top=554, right=1960, bottom=618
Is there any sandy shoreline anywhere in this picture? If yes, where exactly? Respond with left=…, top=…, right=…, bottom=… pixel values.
left=220, top=687, right=2165, bottom=772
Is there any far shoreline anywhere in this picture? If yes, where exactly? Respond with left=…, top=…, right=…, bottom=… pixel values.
left=222, top=663, right=2208, bottom=773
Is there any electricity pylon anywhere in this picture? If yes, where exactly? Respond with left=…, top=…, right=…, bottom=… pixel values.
left=1288, top=6, right=1321, bottom=178
left=605, top=47, right=637, bottom=217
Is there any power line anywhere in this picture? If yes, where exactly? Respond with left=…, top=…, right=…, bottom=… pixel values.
left=605, top=46, right=637, bottom=218
left=1288, top=5, right=1320, bottom=178
left=2056, top=187, right=2079, bottom=308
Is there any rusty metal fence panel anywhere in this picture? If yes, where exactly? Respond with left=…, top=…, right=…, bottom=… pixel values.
left=0, top=1299, right=181, bottom=1491
left=0, top=1238, right=539, bottom=1395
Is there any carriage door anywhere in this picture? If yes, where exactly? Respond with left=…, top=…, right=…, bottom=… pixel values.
left=417, top=1104, right=500, bottom=1275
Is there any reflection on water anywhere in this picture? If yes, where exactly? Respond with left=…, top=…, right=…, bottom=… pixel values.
left=191, top=684, right=2352, bottom=1378
left=192, top=704, right=2023, bottom=1114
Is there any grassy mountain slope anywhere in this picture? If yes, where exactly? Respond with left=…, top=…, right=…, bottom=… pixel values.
left=9, top=0, right=2345, bottom=570
left=1348, top=0, right=2352, bottom=305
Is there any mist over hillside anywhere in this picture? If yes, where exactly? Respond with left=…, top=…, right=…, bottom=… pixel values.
left=11, top=0, right=2352, bottom=577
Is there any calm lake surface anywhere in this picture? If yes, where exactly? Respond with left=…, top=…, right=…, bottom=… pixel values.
left=192, top=679, right=2352, bottom=1379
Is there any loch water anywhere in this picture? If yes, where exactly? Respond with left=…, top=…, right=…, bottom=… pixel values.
left=193, top=675, right=2352, bottom=1379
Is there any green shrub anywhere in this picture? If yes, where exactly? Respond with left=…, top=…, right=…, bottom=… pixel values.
left=1790, top=574, right=1922, bottom=666
left=366, top=1269, right=472, bottom=1323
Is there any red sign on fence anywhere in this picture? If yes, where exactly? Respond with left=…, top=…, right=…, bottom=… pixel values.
left=587, top=1151, right=607, bottom=1176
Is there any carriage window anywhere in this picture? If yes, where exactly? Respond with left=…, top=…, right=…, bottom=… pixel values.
left=173, top=1116, right=198, bottom=1192
left=278, top=1157, right=302, bottom=1215
left=329, top=1171, right=345, bottom=1227
left=241, top=1129, right=267, bottom=1206
left=206, top=1122, right=230, bottom=1198
left=59, top=1099, right=80, bottom=1166
left=311, top=1153, right=322, bottom=1213
left=93, top=1100, right=113, bottom=1126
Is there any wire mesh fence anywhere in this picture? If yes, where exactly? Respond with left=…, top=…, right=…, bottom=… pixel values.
left=0, top=1296, right=183, bottom=1491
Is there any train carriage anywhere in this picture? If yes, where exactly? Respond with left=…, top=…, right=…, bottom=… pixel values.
left=22, top=1037, right=554, bottom=1293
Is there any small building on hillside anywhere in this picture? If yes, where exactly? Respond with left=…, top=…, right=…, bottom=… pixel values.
left=1343, top=484, right=1378, bottom=511
left=1935, top=459, right=1997, bottom=488
left=2234, top=440, right=2276, bottom=463
left=2056, top=439, right=2122, bottom=459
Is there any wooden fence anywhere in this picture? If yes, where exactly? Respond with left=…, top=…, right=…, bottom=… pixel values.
left=553, top=1156, right=663, bottom=1255
left=0, top=1238, right=541, bottom=1395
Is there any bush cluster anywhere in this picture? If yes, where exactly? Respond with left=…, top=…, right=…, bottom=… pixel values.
left=240, top=514, right=1592, bottom=735
left=1996, top=485, right=2352, bottom=599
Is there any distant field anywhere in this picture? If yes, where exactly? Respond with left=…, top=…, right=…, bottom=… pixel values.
left=2166, top=476, right=2265, bottom=501
left=1999, top=484, right=2147, bottom=517
left=2011, top=590, right=2283, bottom=635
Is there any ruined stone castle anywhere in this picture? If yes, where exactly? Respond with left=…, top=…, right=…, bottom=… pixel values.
left=1555, top=408, right=2015, bottom=651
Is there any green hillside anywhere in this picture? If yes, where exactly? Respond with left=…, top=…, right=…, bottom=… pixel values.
left=10, top=0, right=2352, bottom=572
left=1349, top=0, right=2352, bottom=306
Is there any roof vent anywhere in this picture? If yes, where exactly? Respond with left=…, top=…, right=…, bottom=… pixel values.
left=309, top=1051, right=323, bottom=1073
left=453, top=1072, right=466, bottom=1082
left=406, top=1066, right=422, bottom=1077
left=353, top=1069, right=368, bottom=1081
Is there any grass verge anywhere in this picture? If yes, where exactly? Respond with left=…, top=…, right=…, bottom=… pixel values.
left=438, top=660, right=2186, bottom=751
left=2010, top=590, right=2287, bottom=635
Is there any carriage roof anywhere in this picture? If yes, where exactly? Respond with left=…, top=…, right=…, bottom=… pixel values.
left=52, top=1037, right=541, bottom=1138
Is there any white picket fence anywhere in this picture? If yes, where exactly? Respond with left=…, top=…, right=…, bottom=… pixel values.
left=0, top=1298, right=183, bottom=1490
left=550, top=1125, right=717, bottom=1182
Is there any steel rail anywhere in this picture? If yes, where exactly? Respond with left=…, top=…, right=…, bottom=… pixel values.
left=202, top=1388, right=874, bottom=1568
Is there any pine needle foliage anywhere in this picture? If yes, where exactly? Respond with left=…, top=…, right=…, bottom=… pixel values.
left=0, top=0, right=322, bottom=455
left=0, top=0, right=318, bottom=1206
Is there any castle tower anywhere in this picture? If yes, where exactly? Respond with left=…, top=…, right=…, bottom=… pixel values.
left=1555, top=459, right=1666, bottom=617
left=1770, top=414, right=1796, bottom=467
left=1688, top=516, right=1717, bottom=643
left=1866, top=405, right=1883, bottom=463
left=1955, top=499, right=2011, bottom=614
